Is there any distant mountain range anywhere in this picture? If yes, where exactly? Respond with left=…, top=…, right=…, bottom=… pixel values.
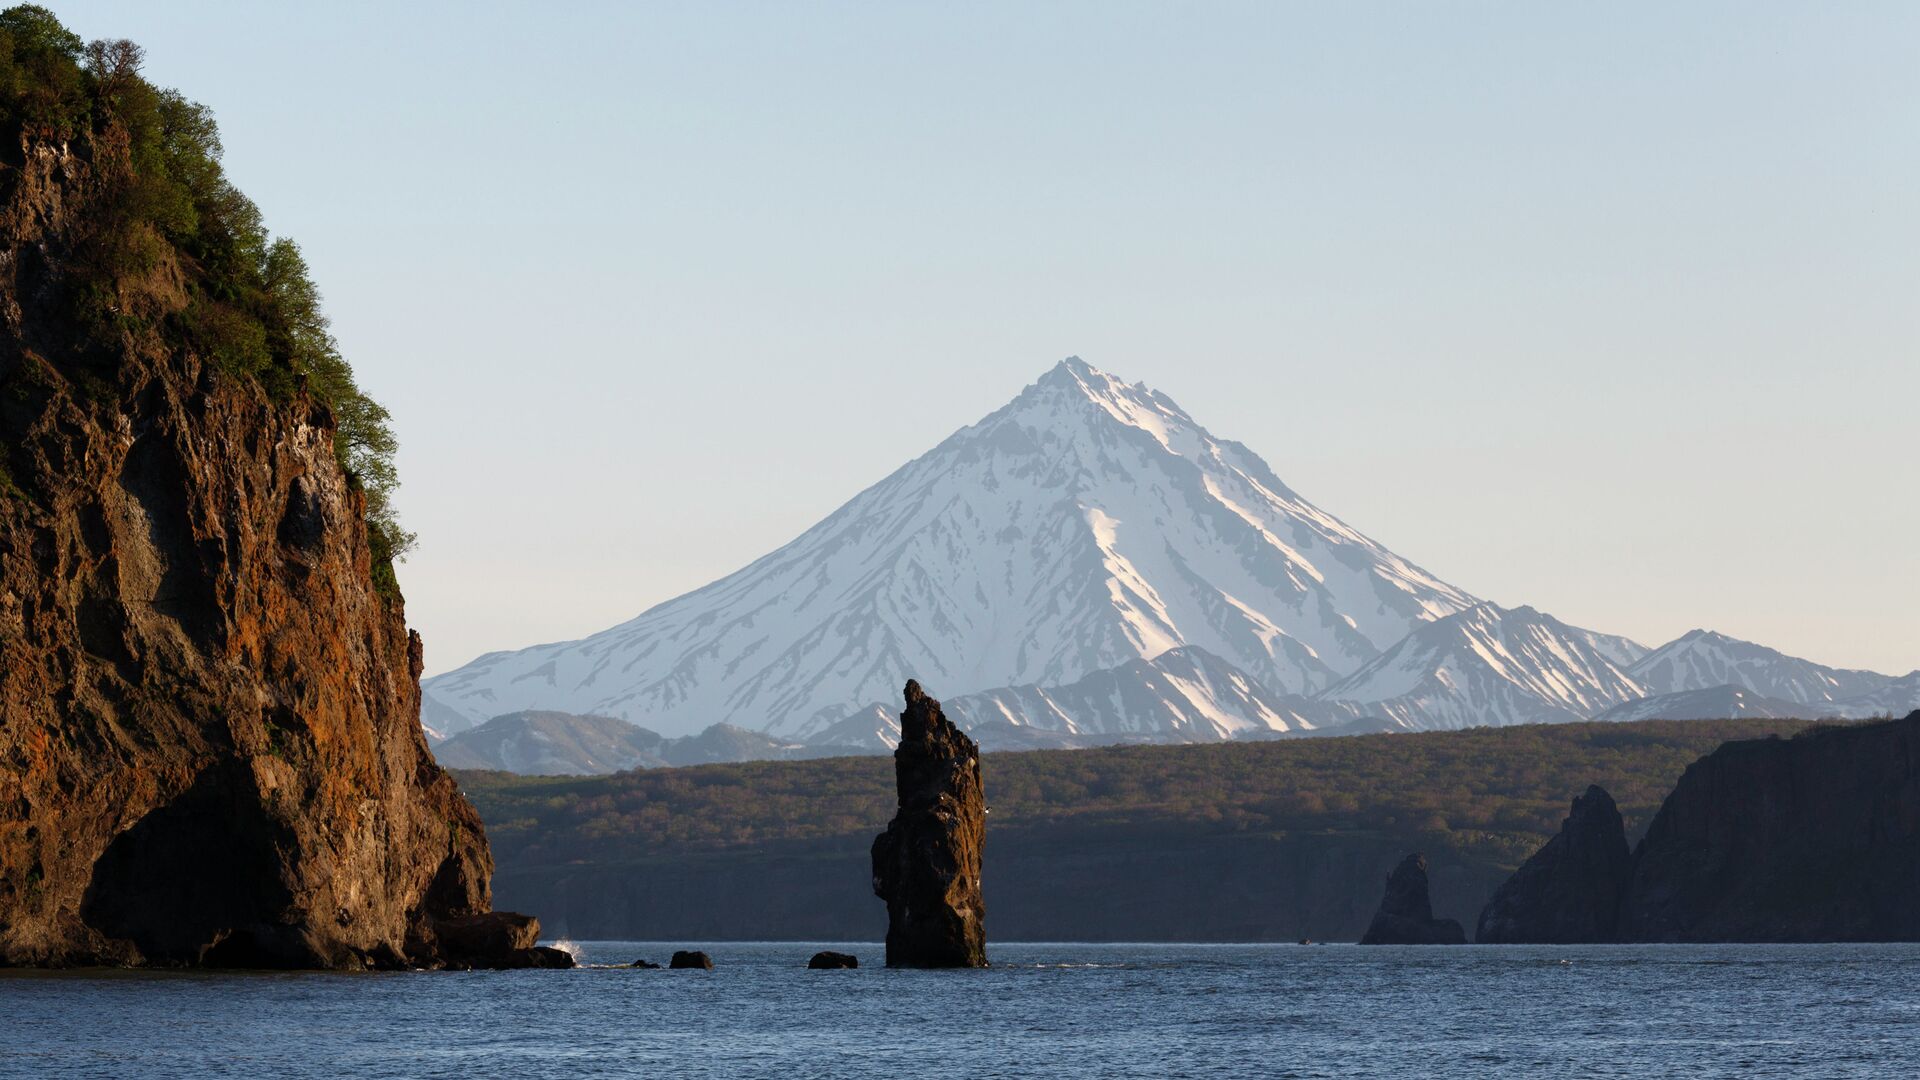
left=421, top=358, right=1918, bottom=774
left=433, top=711, right=864, bottom=775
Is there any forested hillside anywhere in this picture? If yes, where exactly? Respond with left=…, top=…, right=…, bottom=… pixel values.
left=455, top=719, right=1820, bottom=941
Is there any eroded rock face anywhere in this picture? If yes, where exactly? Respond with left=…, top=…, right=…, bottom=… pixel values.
left=1476, top=785, right=1632, bottom=944
left=1358, top=853, right=1465, bottom=945
left=0, top=135, right=559, bottom=969
left=1616, top=711, right=1920, bottom=942
left=871, top=680, right=986, bottom=967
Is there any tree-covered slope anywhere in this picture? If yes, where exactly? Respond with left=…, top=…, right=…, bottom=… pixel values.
left=453, top=718, right=1821, bottom=941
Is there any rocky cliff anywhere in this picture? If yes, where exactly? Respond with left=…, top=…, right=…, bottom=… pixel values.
left=1475, top=785, right=1631, bottom=944
left=1614, top=711, right=1920, bottom=942
left=0, top=19, right=554, bottom=969
left=1357, top=853, right=1465, bottom=944
left=1476, top=712, right=1920, bottom=943
left=871, top=681, right=987, bottom=967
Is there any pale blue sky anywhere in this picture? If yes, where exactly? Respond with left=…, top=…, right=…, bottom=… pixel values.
left=58, top=2, right=1919, bottom=675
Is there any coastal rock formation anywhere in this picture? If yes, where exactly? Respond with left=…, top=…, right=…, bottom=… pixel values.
left=1476, top=785, right=1631, bottom=943
left=669, top=950, right=713, bottom=970
left=1615, top=711, right=1920, bottom=942
left=1358, top=854, right=1466, bottom=944
left=808, top=950, right=858, bottom=969
left=871, top=681, right=987, bottom=967
left=0, top=21, right=560, bottom=970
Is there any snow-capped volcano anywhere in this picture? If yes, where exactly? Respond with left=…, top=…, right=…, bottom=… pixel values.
left=423, top=357, right=1477, bottom=739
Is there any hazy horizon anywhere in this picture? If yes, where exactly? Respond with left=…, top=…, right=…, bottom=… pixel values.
left=57, top=1, right=1919, bottom=676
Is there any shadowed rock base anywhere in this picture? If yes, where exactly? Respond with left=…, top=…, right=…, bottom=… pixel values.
left=872, top=681, right=987, bottom=968
left=1359, top=854, right=1466, bottom=945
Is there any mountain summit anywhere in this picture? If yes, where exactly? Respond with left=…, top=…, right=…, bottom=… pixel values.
left=424, top=358, right=1477, bottom=738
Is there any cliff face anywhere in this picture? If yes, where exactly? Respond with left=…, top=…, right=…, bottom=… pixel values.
left=0, top=134, right=529, bottom=967
left=1475, top=785, right=1631, bottom=944
left=871, top=681, right=986, bottom=967
left=1615, top=711, right=1920, bottom=943
left=1357, top=853, right=1465, bottom=945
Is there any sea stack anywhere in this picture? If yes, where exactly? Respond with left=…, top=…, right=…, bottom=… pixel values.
left=871, top=680, right=987, bottom=968
left=0, top=13, right=560, bottom=970
left=1358, top=854, right=1466, bottom=945
left=1476, top=785, right=1632, bottom=944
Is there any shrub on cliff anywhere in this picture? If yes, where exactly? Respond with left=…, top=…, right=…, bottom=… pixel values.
left=0, top=5, right=414, bottom=584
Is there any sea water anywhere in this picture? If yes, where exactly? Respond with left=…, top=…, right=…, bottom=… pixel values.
left=5, top=941, right=1918, bottom=1078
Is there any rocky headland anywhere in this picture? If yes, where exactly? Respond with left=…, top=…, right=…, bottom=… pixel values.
left=1478, top=711, right=1920, bottom=943
left=871, top=680, right=987, bottom=967
left=0, top=12, right=559, bottom=969
left=1358, top=853, right=1465, bottom=945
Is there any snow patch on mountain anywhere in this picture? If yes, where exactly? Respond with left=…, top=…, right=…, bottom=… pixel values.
left=1318, top=603, right=1648, bottom=729
left=815, top=646, right=1382, bottom=751
left=1626, top=629, right=1893, bottom=706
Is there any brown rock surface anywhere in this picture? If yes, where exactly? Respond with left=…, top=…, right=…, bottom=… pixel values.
left=0, top=124, right=559, bottom=968
left=871, top=680, right=987, bottom=967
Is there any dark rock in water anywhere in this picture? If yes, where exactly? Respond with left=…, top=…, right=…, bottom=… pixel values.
left=1358, top=854, right=1466, bottom=945
left=1476, top=785, right=1632, bottom=944
left=0, top=80, right=553, bottom=969
left=871, top=680, right=988, bottom=968
left=421, top=912, right=574, bottom=970
left=494, top=945, right=576, bottom=970
left=670, top=950, right=714, bottom=969
left=632, top=958, right=662, bottom=969
left=1615, top=711, right=1920, bottom=942
left=808, top=950, right=858, bottom=969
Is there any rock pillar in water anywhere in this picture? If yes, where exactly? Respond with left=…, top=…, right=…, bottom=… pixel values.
left=871, top=680, right=987, bottom=967
left=1476, top=785, right=1632, bottom=944
left=1358, top=853, right=1466, bottom=945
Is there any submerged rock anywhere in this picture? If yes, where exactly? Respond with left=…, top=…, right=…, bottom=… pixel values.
left=1476, top=786, right=1632, bottom=944
left=871, top=681, right=988, bottom=968
left=670, top=950, right=714, bottom=970
left=1358, top=854, right=1466, bottom=945
left=808, top=950, right=858, bottom=969
left=632, top=958, right=662, bottom=969
left=1616, top=711, right=1920, bottom=942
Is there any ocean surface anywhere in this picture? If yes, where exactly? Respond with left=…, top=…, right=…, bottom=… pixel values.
left=6, top=941, right=1919, bottom=1078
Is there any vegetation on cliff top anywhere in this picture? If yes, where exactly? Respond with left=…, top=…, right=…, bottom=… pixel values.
left=0, top=5, right=412, bottom=583
left=454, top=718, right=1823, bottom=869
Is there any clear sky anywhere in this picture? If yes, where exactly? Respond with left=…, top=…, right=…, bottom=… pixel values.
left=57, top=2, right=1919, bottom=676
